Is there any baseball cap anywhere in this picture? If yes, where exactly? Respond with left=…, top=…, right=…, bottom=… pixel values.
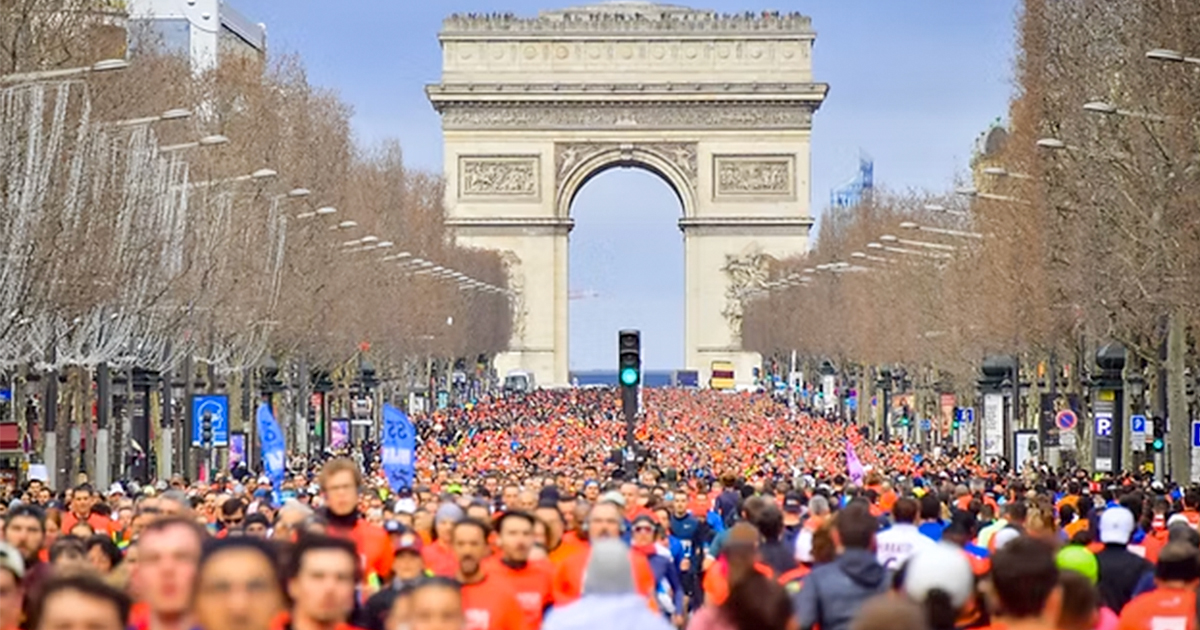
left=393, top=532, right=423, bottom=555
left=783, top=492, right=804, bottom=514
left=0, top=542, right=24, bottom=581
left=600, top=490, right=626, bottom=508
left=903, top=543, right=974, bottom=609
left=383, top=520, right=406, bottom=534
left=1099, top=507, right=1135, bottom=544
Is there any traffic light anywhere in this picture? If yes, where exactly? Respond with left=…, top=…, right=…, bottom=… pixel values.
left=201, top=411, right=214, bottom=448
left=1152, top=416, right=1165, bottom=452
left=618, top=330, right=641, bottom=473
left=618, top=330, right=641, bottom=388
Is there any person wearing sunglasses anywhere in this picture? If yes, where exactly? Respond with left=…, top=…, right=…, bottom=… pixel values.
left=630, top=515, right=684, bottom=627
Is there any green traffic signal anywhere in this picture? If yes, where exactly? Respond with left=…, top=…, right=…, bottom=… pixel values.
left=620, top=366, right=639, bottom=387
left=1153, top=438, right=1165, bottom=452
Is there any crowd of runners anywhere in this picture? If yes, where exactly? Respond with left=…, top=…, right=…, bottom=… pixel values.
left=0, top=388, right=1198, bottom=630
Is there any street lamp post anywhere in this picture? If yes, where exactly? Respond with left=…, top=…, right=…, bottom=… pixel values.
left=0, top=58, right=129, bottom=84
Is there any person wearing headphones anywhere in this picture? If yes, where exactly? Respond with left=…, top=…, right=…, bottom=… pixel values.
left=551, top=495, right=657, bottom=608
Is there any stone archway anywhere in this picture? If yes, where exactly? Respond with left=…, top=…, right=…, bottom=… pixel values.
left=427, top=2, right=828, bottom=387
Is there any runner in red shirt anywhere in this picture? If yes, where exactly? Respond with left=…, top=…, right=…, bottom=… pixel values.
left=61, top=485, right=114, bottom=535
left=277, top=534, right=368, bottom=630
left=318, top=458, right=392, bottom=593
left=1117, top=542, right=1200, bottom=630
left=453, top=519, right=529, bottom=630
left=484, top=512, right=553, bottom=630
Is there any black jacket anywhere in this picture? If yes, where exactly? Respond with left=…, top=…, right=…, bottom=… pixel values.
left=1095, top=544, right=1153, bottom=613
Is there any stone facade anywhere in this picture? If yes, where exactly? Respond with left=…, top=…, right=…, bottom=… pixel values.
left=429, top=1, right=827, bottom=387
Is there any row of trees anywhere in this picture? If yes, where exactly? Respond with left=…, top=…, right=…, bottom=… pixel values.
left=0, top=3, right=512, bottom=484
left=0, top=5, right=511, bottom=374
left=745, top=0, right=1200, bottom=475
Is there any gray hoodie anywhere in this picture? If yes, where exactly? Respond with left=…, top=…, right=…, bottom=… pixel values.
left=793, top=549, right=888, bottom=630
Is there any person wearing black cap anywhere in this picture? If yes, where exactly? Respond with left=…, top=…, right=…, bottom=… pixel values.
left=781, top=492, right=805, bottom=551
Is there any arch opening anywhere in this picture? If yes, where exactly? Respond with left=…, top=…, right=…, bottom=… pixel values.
left=556, top=145, right=697, bottom=220
left=568, top=166, right=684, bottom=383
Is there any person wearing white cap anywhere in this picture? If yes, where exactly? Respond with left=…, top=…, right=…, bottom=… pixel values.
left=899, top=542, right=976, bottom=630
left=0, top=541, right=25, bottom=630
left=1094, top=506, right=1152, bottom=613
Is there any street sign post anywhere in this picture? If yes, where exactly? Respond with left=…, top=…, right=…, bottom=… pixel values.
left=191, top=395, right=229, bottom=447
left=1132, top=414, right=1147, bottom=452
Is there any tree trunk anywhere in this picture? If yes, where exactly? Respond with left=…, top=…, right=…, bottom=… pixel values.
left=1167, top=307, right=1190, bottom=483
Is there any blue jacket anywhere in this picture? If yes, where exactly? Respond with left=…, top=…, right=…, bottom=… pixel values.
left=644, top=551, right=685, bottom=616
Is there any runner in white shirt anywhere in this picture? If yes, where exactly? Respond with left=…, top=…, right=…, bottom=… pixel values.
left=875, top=497, right=936, bottom=569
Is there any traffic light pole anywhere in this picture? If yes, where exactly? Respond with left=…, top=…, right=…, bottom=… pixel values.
left=619, top=330, right=641, bottom=477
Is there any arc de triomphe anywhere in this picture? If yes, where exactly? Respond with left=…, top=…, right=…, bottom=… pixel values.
left=427, top=2, right=827, bottom=387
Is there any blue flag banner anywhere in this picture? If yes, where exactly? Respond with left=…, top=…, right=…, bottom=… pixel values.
left=256, top=404, right=286, bottom=504
left=382, top=403, right=416, bottom=492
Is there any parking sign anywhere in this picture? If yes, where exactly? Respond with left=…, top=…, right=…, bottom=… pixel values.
left=1095, top=413, right=1113, bottom=438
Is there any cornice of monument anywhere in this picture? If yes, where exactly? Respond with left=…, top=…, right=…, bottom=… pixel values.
left=441, top=3, right=815, bottom=38
left=428, top=82, right=828, bottom=99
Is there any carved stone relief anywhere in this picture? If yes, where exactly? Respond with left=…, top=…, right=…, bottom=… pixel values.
left=441, top=104, right=813, bottom=131
left=498, top=250, right=527, bottom=344
left=554, top=142, right=697, bottom=193
left=721, top=248, right=771, bottom=341
left=714, top=155, right=795, bottom=197
left=458, top=156, right=540, bottom=198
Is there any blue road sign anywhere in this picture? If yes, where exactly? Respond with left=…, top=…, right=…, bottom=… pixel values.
left=192, top=395, right=229, bottom=447
left=1132, top=414, right=1147, bottom=433
left=1193, top=422, right=1200, bottom=448
left=920, top=418, right=932, bottom=431
left=1095, top=413, right=1114, bottom=438
left=0, top=388, right=10, bottom=403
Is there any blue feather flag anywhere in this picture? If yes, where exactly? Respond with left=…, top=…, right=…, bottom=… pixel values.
left=382, top=403, right=416, bottom=492
left=256, top=404, right=286, bottom=504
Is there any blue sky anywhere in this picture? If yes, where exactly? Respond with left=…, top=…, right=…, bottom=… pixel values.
left=235, top=0, right=1018, bottom=370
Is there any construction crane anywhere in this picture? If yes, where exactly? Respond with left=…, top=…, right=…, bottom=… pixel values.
left=569, top=290, right=600, bottom=301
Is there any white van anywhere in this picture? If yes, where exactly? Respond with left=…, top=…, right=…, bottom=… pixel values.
left=503, top=370, right=536, bottom=394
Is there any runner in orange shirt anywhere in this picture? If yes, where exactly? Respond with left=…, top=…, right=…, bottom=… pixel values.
left=551, top=499, right=656, bottom=608
left=484, top=512, right=554, bottom=630
left=533, top=504, right=582, bottom=569
left=453, top=519, right=529, bottom=630
left=1117, top=542, right=1199, bottom=630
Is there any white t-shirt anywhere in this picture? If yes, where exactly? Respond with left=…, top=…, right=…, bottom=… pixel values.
left=875, top=523, right=936, bottom=569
